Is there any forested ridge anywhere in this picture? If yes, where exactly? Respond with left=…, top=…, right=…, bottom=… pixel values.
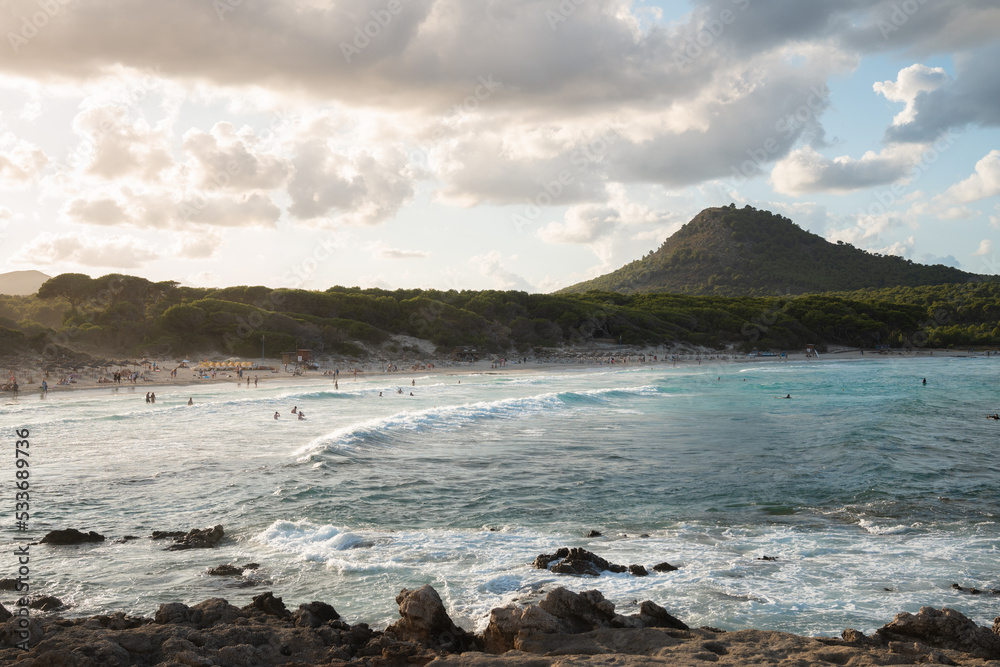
left=560, top=205, right=980, bottom=296
left=2, top=271, right=1000, bottom=360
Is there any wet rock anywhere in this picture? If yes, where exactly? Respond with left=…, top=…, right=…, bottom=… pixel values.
left=39, top=528, right=105, bottom=545
left=384, top=584, right=480, bottom=652
left=150, top=530, right=186, bottom=540
left=535, top=547, right=628, bottom=576
left=206, top=562, right=258, bottom=576
left=0, top=603, right=10, bottom=622
left=757, top=556, right=778, bottom=561
left=628, top=564, right=648, bottom=577
left=653, top=561, right=679, bottom=572
left=876, top=606, right=1000, bottom=659
left=164, top=525, right=224, bottom=551
left=29, top=596, right=64, bottom=611
left=586, top=530, right=603, bottom=537
left=0, top=579, right=18, bottom=591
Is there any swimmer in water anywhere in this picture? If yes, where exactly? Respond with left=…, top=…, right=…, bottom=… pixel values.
left=187, top=397, right=193, bottom=406
left=298, top=411, right=305, bottom=420
left=988, top=414, right=999, bottom=420
left=922, top=378, right=927, bottom=385
left=274, top=411, right=279, bottom=419
left=291, top=406, right=297, bottom=414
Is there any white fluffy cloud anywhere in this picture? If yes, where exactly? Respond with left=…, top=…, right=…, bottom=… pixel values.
left=972, top=239, right=993, bottom=257
left=182, top=123, right=289, bottom=191
left=472, top=250, right=534, bottom=291
left=941, top=150, right=1000, bottom=204
left=873, top=64, right=949, bottom=127
left=0, top=132, right=47, bottom=187
left=287, top=144, right=413, bottom=226
left=10, top=232, right=159, bottom=268
left=770, top=144, right=926, bottom=195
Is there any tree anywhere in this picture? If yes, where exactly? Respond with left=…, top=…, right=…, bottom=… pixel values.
left=37, top=273, right=95, bottom=310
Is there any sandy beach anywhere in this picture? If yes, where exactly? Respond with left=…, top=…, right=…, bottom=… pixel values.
left=0, top=344, right=964, bottom=399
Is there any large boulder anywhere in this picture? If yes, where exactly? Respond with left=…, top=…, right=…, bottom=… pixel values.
left=384, top=585, right=480, bottom=653
left=876, top=606, right=1000, bottom=660
left=39, top=528, right=105, bottom=545
left=483, top=587, right=689, bottom=654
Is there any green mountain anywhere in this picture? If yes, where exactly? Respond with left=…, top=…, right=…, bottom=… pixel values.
left=559, top=205, right=978, bottom=296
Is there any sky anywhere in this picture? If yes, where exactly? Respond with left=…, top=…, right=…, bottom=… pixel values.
left=1, top=0, right=999, bottom=293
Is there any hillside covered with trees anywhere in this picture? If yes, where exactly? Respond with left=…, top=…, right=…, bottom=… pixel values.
left=560, top=205, right=980, bottom=296
left=3, top=272, right=1000, bottom=361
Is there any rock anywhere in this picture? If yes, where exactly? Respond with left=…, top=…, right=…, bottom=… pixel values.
left=586, top=530, right=603, bottom=537
left=994, top=616, right=1000, bottom=636
left=876, top=606, right=1000, bottom=659
left=482, top=604, right=564, bottom=653
left=39, top=528, right=105, bottom=545
left=535, top=547, right=628, bottom=576
left=29, top=596, right=64, bottom=611
left=537, top=587, right=626, bottom=632
left=384, top=585, right=480, bottom=652
left=0, top=603, right=10, bottom=622
left=293, top=601, right=340, bottom=628
left=757, top=556, right=778, bottom=561
left=150, top=530, right=186, bottom=540
left=243, top=591, right=290, bottom=619
left=206, top=562, right=257, bottom=576
left=628, top=564, right=648, bottom=577
left=0, top=579, right=18, bottom=591
left=638, top=600, right=689, bottom=630
left=164, top=525, right=224, bottom=550
left=652, top=561, right=678, bottom=572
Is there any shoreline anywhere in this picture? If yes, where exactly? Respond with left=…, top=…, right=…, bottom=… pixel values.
left=2, top=583, right=998, bottom=666
left=0, top=345, right=977, bottom=399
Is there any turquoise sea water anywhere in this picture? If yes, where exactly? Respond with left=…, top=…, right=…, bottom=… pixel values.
left=3, top=356, right=998, bottom=636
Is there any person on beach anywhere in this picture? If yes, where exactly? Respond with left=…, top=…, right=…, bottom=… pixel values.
left=378, top=391, right=383, bottom=397
left=254, top=376, right=258, bottom=387
left=11, top=381, right=18, bottom=398
left=151, top=393, right=156, bottom=403
left=146, top=392, right=151, bottom=403
left=41, top=380, right=47, bottom=396
left=291, top=406, right=297, bottom=414
left=274, top=411, right=280, bottom=419
left=187, top=397, right=193, bottom=405
left=334, top=380, right=338, bottom=389
left=411, top=379, right=415, bottom=386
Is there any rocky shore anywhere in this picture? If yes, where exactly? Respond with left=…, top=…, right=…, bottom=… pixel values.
left=2, top=583, right=999, bottom=667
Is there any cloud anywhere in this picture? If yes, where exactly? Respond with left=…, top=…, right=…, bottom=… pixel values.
left=827, top=212, right=906, bottom=246
left=878, top=235, right=915, bottom=258
left=72, top=105, right=174, bottom=182
left=63, top=189, right=281, bottom=230
left=0, top=132, right=48, bottom=187
left=770, top=144, right=926, bottom=195
left=873, top=64, right=949, bottom=126
left=472, top=250, right=533, bottom=291
left=174, top=232, right=223, bottom=259
left=287, top=144, right=413, bottom=225
left=370, top=241, right=429, bottom=260
left=940, top=150, right=1000, bottom=204
left=539, top=204, right=619, bottom=245
left=182, top=122, right=290, bottom=191
left=972, top=239, right=993, bottom=257
left=919, top=253, right=959, bottom=268
left=882, top=45, right=1000, bottom=142
left=10, top=232, right=159, bottom=269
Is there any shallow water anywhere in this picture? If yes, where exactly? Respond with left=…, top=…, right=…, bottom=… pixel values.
left=5, top=357, right=999, bottom=636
